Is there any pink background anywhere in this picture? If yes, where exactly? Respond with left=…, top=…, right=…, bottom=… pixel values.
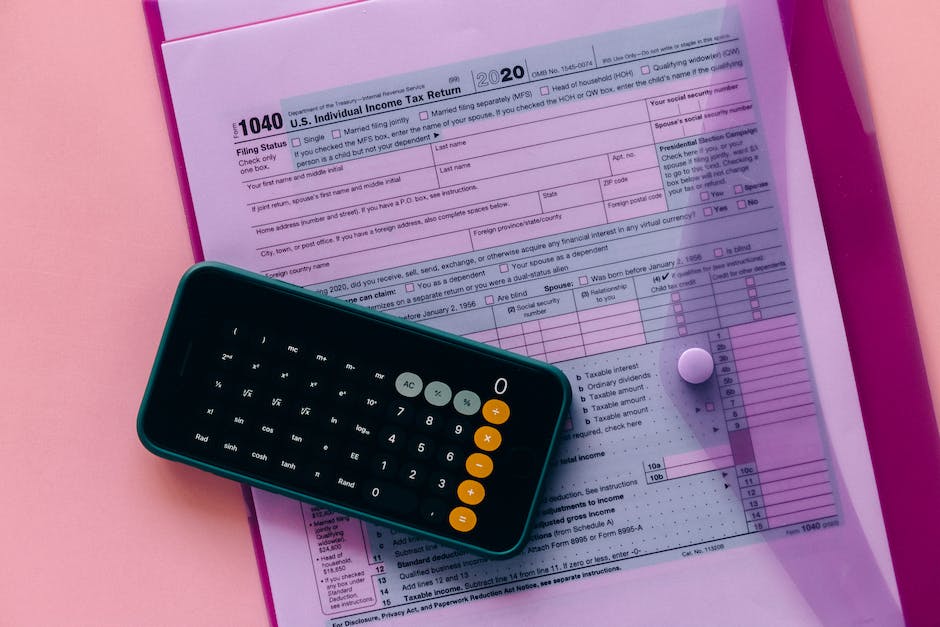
left=1, top=2, right=936, bottom=625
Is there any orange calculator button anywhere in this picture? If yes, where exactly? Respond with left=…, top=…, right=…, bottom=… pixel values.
left=465, top=452, right=494, bottom=478
left=481, top=399, right=510, bottom=425
left=457, top=479, right=485, bottom=505
left=473, top=425, right=502, bottom=452
left=449, top=506, right=477, bottom=532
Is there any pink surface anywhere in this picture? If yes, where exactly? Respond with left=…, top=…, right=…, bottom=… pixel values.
left=1, top=2, right=938, bottom=627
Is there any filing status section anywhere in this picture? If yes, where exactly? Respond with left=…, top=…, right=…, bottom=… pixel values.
left=228, top=10, right=752, bottom=286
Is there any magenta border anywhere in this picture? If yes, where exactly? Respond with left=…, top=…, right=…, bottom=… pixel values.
left=143, top=0, right=940, bottom=623
left=780, top=1, right=940, bottom=623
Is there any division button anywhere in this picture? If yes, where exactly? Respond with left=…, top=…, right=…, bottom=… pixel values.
left=453, top=390, right=481, bottom=416
left=473, top=425, right=502, bottom=452
left=465, top=452, right=494, bottom=478
left=678, top=348, right=715, bottom=384
left=481, top=398, right=510, bottom=425
left=423, top=381, right=452, bottom=406
left=395, top=372, right=423, bottom=398
left=449, top=506, right=477, bottom=532
left=457, top=479, right=485, bottom=506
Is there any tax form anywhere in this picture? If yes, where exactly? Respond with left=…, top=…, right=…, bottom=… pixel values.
left=156, top=0, right=903, bottom=623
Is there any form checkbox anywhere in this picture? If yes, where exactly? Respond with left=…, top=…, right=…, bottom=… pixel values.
left=750, top=299, right=760, bottom=309
left=291, top=138, right=301, bottom=147
left=579, top=276, right=588, bottom=285
left=753, top=311, right=763, bottom=320
left=671, top=292, right=681, bottom=302
left=641, top=65, right=651, bottom=75
left=700, top=191, right=710, bottom=201
left=737, top=200, right=747, bottom=209
left=745, top=277, right=756, bottom=286
left=500, top=264, right=509, bottom=273
left=419, top=111, right=428, bottom=121
left=405, top=283, right=415, bottom=292
left=748, top=288, right=757, bottom=298
left=675, top=314, right=685, bottom=324
left=540, top=86, right=550, bottom=95
left=673, top=303, right=683, bottom=313
left=703, top=206, right=713, bottom=217
left=678, top=326, right=688, bottom=336
left=714, top=248, right=724, bottom=257
left=734, top=184, right=744, bottom=194
left=332, top=129, right=341, bottom=139
left=485, top=295, right=494, bottom=305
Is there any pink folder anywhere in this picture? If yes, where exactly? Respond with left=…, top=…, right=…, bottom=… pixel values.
left=143, top=1, right=940, bottom=623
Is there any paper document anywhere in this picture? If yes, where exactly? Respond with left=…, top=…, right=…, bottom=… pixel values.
left=158, top=0, right=902, bottom=624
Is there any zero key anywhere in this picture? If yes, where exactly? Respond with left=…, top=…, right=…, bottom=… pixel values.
left=361, top=480, right=418, bottom=515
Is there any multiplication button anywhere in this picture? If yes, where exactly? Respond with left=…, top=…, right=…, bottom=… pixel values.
left=473, top=426, right=502, bottom=452
left=453, top=390, right=481, bottom=416
left=395, top=372, right=423, bottom=398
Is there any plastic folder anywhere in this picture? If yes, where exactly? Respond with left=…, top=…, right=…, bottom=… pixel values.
left=144, top=0, right=940, bottom=623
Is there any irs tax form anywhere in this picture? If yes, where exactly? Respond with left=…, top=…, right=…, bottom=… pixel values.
left=158, top=0, right=902, bottom=623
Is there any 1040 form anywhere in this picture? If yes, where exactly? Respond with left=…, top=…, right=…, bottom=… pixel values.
left=156, top=0, right=902, bottom=624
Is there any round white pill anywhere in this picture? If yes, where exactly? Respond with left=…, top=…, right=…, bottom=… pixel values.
left=677, top=348, right=714, bottom=384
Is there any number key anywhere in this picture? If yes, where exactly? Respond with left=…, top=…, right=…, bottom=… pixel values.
left=439, top=447, right=463, bottom=470
left=428, top=472, right=455, bottom=497
left=379, top=426, right=406, bottom=452
left=400, top=463, right=425, bottom=486
left=386, top=402, right=412, bottom=425
left=361, top=480, right=418, bottom=515
left=408, top=437, right=435, bottom=460
left=415, top=412, right=440, bottom=433
left=372, top=455, right=399, bottom=478
left=446, top=419, right=470, bottom=442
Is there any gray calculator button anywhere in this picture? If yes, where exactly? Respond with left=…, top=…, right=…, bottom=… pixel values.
left=424, top=381, right=452, bottom=406
left=453, top=390, right=481, bottom=416
left=395, top=372, right=423, bottom=398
